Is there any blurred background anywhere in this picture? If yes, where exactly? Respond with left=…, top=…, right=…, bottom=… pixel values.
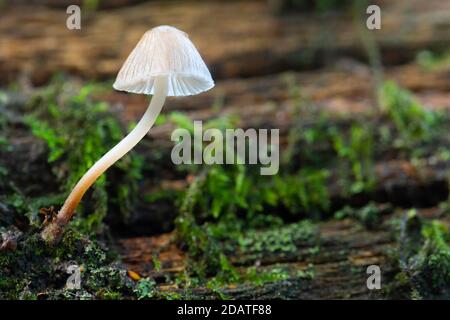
left=1, top=0, right=449, bottom=124
left=0, top=0, right=450, bottom=299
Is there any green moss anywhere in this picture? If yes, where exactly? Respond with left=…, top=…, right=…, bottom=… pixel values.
left=152, top=253, right=162, bottom=272
left=420, top=221, right=450, bottom=289
left=238, top=220, right=318, bottom=254
left=82, top=0, right=100, bottom=11
left=0, top=106, right=11, bottom=188
left=174, top=148, right=330, bottom=225
left=175, top=173, right=319, bottom=291
left=380, top=81, right=441, bottom=151
left=416, top=50, right=450, bottom=71
left=202, top=263, right=314, bottom=299
left=0, top=228, right=133, bottom=300
left=1, top=193, right=65, bottom=228
left=171, top=111, right=326, bottom=287
left=134, top=278, right=185, bottom=300
left=296, top=264, right=316, bottom=280
left=203, top=265, right=293, bottom=297
left=331, top=123, right=376, bottom=195
left=176, top=217, right=225, bottom=279
left=387, top=210, right=450, bottom=299
left=175, top=168, right=319, bottom=281
left=170, top=111, right=331, bottom=221
left=24, top=80, right=143, bottom=234
left=134, top=278, right=157, bottom=300
left=334, top=202, right=389, bottom=229
left=243, top=266, right=290, bottom=286
left=1, top=85, right=181, bottom=299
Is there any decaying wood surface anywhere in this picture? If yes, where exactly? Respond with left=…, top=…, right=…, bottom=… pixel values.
left=5, top=62, right=449, bottom=150
left=109, top=63, right=450, bottom=147
left=116, top=209, right=449, bottom=299
left=1, top=0, right=449, bottom=85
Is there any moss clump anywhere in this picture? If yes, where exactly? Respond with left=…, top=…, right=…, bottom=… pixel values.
left=168, top=112, right=331, bottom=221
left=387, top=210, right=450, bottom=299
left=416, top=50, right=450, bottom=72
left=175, top=171, right=319, bottom=291
left=380, top=81, right=442, bottom=151
left=334, top=202, right=390, bottom=230
left=0, top=84, right=153, bottom=300
left=0, top=227, right=134, bottom=300
left=274, top=169, right=330, bottom=215
left=242, top=266, right=291, bottom=286
left=238, top=220, right=318, bottom=255
left=24, top=80, right=143, bottom=234
left=331, top=124, right=376, bottom=195
left=171, top=112, right=325, bottom=289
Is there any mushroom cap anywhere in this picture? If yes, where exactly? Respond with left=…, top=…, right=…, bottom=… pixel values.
left=113, top=25, right=214, bottom=96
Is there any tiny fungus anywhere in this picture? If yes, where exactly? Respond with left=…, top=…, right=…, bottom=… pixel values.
left=42, top=25, right=214, bottom=244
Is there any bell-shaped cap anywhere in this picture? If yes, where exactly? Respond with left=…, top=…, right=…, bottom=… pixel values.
left=113, top=25, right=214, bottom=96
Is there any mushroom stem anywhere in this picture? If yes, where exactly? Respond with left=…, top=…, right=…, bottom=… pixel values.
left=42, top=76, right=168, bottom=244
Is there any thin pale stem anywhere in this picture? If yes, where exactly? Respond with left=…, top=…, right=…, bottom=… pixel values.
left=42, top=76, right=168, bottom=243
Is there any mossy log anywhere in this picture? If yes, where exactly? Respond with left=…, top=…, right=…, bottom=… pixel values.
left=82, top=64, right=448, bottom=149
left=116, top=209, right=449, bottom=299
left=2, top=68, right=450, bottom=234
left=3, top=90, right=450, bottom=233
left=1, top=0, right=449, bottom=85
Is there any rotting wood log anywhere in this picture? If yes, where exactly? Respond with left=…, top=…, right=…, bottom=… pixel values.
left=130, top=156, right=449, bottom=233
left=4, top=95, right=450, bottom=231
left=115, top=209, right=449, bottom=299
left=2, top=86, right=450, bottom=234
left=1, top=0, right=449, bottom=85
left=3, top=63, right=449, bottom=146
left=90, top=64, right=450, bottom=147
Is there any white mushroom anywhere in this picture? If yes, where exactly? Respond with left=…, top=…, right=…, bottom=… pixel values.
left=42, top=25, right=214, bottom=244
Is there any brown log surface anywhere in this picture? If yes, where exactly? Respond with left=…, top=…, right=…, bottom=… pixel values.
left=116, top=210, right=450, bottom=299
left=1, top=0, right=449, bottom=85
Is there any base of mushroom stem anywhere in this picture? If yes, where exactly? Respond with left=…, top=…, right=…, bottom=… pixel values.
left=41, top=220, right=67, bottom=245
